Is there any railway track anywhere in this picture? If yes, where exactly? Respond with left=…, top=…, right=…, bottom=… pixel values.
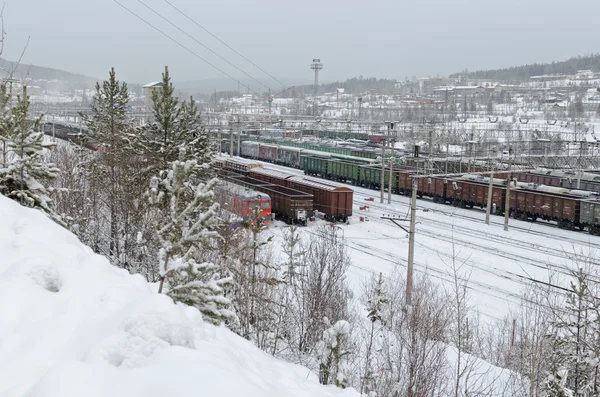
left=352, top=189, right=600, bottom=249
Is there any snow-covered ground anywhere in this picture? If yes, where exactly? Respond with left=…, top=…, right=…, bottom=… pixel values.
left=223, top=155, right=599, bottom=323
left=0, top=195, right=358, bottom=397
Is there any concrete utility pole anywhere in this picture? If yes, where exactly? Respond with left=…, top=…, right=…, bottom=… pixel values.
left=229, top=120, right=234, bottom=157
left=485, top=150, right=496, bottom=225
left=380, top=175, right=417, bottom=307
left=380, top=139, right=386, bottom=204
left=485, top=170, right=495, bottom=225
left=406, top=177, right=417, bottom=306
left=236, top=116, right=242, bottom=156
left=503, top=147, right=513, bottom=231
left=218, top=128, right=222, bottom=154
left=388, top=139, right=395, bottom=204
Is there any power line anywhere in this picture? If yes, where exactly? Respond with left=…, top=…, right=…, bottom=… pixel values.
left=112, top=0, right=260, bottom=96
left=136, top=0, right=272, bottom=93
left=161, top=0, right=293, bottom=92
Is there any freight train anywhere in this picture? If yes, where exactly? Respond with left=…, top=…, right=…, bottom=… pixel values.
left=302, top=156, right=600, bottom=235
left=220, top=142, right=600, bottom=235
left=216, top=158, right=353, bottom=222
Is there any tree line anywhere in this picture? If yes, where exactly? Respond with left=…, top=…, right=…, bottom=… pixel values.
left=451, top=53, right=600, bottom=82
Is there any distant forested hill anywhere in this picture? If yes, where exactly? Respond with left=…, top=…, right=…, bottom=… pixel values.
left=450, top=53, right=600, bottom=81
left=0, top=58, right=98, bottom=85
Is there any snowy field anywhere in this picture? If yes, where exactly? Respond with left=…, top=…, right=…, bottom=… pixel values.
left=222, top=155, right=600, bottom=323
left=0, top=195, right=358, bottom=397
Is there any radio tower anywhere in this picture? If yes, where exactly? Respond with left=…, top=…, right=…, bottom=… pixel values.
left=310, top=58, right=323, bottom=116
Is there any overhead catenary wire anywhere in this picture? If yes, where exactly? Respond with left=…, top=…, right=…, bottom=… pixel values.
left=136, top=0, right=272, bottom=93
left=161, top=0, right=294, bottom=93
left=111, top=0, right=261, bottom=97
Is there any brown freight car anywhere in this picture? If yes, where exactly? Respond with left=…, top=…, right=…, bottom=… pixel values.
left=445, top=178, right=505, bottom=211
left=512, top=172, right=561, bottom=187
left=249, top=167, right=354, bottom=222
left=509, top=189, right=582, bottom=229
left=223, top=174, right=313, bottom=225
left=288, top=176, right=353, bottom=221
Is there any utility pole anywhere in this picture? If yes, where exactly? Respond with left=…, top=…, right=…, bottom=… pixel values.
left=485, top=168, right=494, bottom=225
left=485, top=149, right=496, bottom=225
left=229, top=118, right=234, bottom=157
left=406, top=177, right=416, bottom=306
left=388, top=138, right=395, bottom=204
left=503, top=147, right=513, bottom=231
left=379, top=121, right=394, bottom=204
left=380, top=176, right=417, bottom=306
left=577, top=141, right=583, bottom=189
left=236, top=116, right=242, bottom=156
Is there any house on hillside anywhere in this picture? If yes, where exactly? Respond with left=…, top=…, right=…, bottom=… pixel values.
left=142, top=81, right=162, bottom=108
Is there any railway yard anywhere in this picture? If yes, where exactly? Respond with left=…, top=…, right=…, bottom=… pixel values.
left=216, top=142, right=600, bottom=323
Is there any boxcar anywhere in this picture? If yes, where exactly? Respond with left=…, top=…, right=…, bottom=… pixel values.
left=241, top=141, right=260, bottom=159
left=509, top=188, right=581, bottom=229
left=248, top=167, right=353, bottom=221
left=258, top=143, right=278, bottom=163
left=513, top=172, right=561, bottom=187
left=217, top=158, right=263, bottom=174
left=580, top=200, right=600, bottom=234
left=277, top=146, right=302, bottom=168
left=445, top=178, right=505, bottom=210
left=560, top=178, right=600, bottom=194
left=326, top=160, right=361, bottom=184
left=288, top=176, right=353, bottom=221
left=302, top=155, right=329, bottom=177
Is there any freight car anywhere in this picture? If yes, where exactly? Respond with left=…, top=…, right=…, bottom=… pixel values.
left=215, top=158, right=263, bottom=174
left=512, top=171, right=561, bottom=187
left=248, top=167, right=353, bottom=222
left=219, top=172, right=313, bottom=225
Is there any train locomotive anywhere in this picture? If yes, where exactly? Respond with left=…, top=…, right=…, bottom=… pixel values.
left=214, top=181, right=273, bottom=227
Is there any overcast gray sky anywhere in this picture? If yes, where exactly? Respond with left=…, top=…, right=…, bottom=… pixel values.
left=3, top=0, right=600, bottom=87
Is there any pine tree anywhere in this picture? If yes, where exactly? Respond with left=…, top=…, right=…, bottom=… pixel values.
left=151, top=147, right=234, bottom=326
left=317, top=318, right=352, bottom=388
left=134, top=66, right=212, bottom=180
left=546, top=269, right=600, bottom=396
left=80, top=68, right=138, bottom=267
left=229, top=206, right=282, bottom=347
left=0, top=85, right=63, bottom=225
left=361, top=272, right=388, bottom=395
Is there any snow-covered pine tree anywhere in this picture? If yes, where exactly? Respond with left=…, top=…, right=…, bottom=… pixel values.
left=546, top=269, right=600, bottom=397
left=150, top=147, right=234, bottom=326
left=134, top=66, right=212, bottom=181
left=317, top=318, right=352, bottom=388
left=0, top=85, right=63, bottom=226
left=361, top=272, right=388, bottom=395
left=229, top=205, right=282, bottom=348
left=0, top=81, right=12, bottom=170
left=80, top=68, right=140, bottom=268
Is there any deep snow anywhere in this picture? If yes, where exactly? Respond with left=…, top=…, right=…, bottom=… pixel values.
left=0, top=195, right=358, bottom=397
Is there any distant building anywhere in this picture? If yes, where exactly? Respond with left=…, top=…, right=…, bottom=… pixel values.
left=432, top=85, right=485, bottom=97
left=142, top=81, right=162, bottom=108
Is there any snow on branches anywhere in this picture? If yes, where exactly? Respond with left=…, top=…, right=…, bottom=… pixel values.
left=150, top=147, right=234, bottom=326
left=0, top=85, right=63, bottom=226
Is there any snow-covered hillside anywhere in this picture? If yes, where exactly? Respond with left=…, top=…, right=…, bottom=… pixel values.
left=0, top=195, right=358, bottom=397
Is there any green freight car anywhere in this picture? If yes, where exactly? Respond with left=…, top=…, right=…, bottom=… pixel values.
left=359, top=165, right=398, bottom=193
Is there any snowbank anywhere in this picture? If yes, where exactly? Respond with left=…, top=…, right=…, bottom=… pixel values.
left=0, top=196, right=358, bottom=397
